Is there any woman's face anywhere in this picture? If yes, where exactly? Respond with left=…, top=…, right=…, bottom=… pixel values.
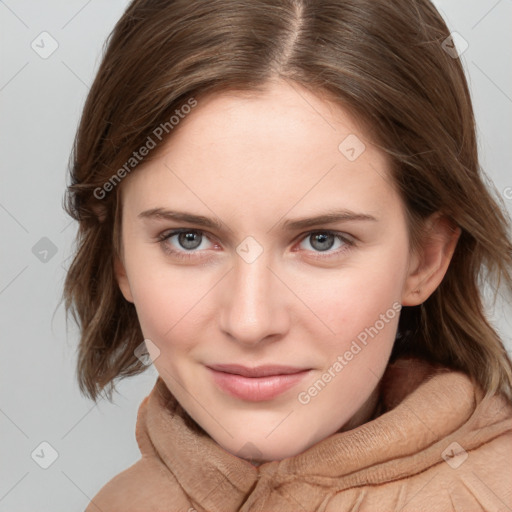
left=116, top=79, right=418, bottom=463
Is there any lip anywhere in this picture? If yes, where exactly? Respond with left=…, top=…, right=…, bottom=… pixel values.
left=206, top=364, right=311, bottom=402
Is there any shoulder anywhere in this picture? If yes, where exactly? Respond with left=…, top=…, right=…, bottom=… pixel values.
left=327, top=392, right=512, bottom=512
left=84, top=457, right=191, bottom=512
left=445, top=422, right=512, bottom=502
left=407, top=393, right=512, bottom=511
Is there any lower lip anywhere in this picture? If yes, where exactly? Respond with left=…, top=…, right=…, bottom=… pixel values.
left=207, top=368, right=311, bottom=402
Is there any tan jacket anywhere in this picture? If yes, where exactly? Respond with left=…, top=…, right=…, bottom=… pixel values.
left=85, top=357, right=512, bottom=511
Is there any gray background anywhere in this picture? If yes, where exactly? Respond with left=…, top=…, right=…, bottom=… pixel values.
left=0, top=1, right=511, bottom=510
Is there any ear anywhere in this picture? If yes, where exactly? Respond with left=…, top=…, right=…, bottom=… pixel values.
left=114, top=254, right=134, bottom=303
left=401, top=213, right=461, bottom=306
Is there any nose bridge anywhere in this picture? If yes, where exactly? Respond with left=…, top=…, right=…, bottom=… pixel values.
left=219, top=244, right=287, bottom=344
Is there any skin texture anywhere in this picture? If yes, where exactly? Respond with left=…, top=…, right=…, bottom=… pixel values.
left=114, top=79, right=460, bottom=464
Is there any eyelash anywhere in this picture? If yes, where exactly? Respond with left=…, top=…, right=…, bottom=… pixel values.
left=156, top=228, right=355, bottom=262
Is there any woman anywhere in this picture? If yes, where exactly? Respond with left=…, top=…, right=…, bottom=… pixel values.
left=63, top=0, right=512, bottom=510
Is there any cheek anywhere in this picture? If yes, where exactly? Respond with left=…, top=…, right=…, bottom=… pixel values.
left=304, top=243, right=408, bottom=343
left=124, top=252, right=201, bottom=351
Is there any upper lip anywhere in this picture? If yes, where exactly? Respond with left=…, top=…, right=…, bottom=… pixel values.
left=207, top=364, right=310, bottom=378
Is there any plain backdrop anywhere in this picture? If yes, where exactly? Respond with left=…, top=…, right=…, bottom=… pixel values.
left=1, top=1, right=511, bottom=510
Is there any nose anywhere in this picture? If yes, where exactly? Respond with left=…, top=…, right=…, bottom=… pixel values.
left=218, top=248, right=290, bottom=347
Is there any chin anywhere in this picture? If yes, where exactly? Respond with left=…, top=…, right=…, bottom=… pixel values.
left=215, top=425, right=320, bottom=463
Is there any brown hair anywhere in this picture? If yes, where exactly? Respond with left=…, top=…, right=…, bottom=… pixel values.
left=63, top=0, right=512, bottom=402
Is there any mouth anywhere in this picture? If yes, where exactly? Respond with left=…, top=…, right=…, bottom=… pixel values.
left=206, top=364, right=312, bottom=401
left=207, top=363, right=310, bottom=378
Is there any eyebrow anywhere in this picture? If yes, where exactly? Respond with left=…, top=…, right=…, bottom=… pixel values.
left=137, top=207, right=378, bottom=232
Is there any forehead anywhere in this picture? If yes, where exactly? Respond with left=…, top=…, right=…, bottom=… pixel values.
left=121, top=80, right=400, bottom=225
left=167, top=81, right=370, bottom=160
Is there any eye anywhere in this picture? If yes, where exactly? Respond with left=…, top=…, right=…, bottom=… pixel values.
left=156, top=228, right=355, bottom=261
left=296, top=231, right=354, bottom=258
left=157, top=229, right=216, bottom=260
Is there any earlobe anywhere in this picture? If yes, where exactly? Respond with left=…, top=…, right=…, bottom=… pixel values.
left=114, top=255, right=134, bottom=303
left=402, top=213, right=461, bottom=306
